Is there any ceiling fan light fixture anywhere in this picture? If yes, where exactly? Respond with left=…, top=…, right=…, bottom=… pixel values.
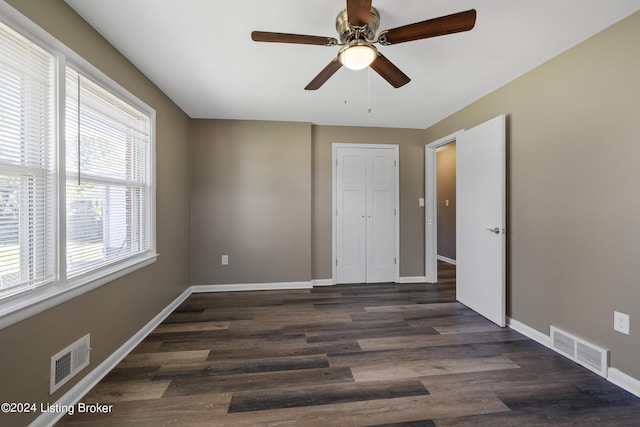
left=339, top=42, right=377, bottom=70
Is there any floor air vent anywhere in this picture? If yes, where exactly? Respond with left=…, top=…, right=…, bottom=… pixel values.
left=50, top=334, right=91, bottom=394
left=550, top=326, right=608, bottom=377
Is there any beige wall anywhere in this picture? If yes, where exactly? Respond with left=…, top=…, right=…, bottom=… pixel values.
left=190, top=120, right=312, bottom=284
left=436, top=143, right=456, bottom=260
left=0, top=1, right=191, bottom=425
left=189, top=122, right=426, bottom=284
left=311, top=126, right=426, bottom=279
left=425, top=11, right=640, bottom=379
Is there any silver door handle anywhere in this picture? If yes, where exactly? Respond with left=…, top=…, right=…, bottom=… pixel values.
left=485, top=227, right=500, bottom=234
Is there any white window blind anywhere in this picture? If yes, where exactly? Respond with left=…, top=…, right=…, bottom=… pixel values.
left=0, top=20, right=56, bottom=299
left=65, top=67, right=152, bottom=278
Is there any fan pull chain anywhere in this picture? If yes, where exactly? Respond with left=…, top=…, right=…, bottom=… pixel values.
left=367, top=67, right=372, bottom=113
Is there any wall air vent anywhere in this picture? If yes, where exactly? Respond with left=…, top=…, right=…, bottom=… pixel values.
left=551, top=327, right=576, bottom=358
left=50, top=334, right=91, bottom=394
left=550, top=326, right=608, bottom=377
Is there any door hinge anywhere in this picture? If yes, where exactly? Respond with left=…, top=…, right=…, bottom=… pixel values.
left=394, top=208, right=397, bottom=216
left=394, top=257, right=397, bottom=265
left=394, top=160, right=397, bottom=167
left=336, top=209, right=338, bottom=216
left=336, top=259, right=338, bottom=266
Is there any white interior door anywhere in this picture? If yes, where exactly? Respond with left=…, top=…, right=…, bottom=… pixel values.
left=336, top=146, right=397, bottom=284
left=456, top=115, right=506, bottom=326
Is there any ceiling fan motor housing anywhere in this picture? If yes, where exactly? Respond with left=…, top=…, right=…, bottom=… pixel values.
left=335, top=7, right=380, bottom=43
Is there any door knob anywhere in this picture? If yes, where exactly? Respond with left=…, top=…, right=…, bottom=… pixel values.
left=485, top=227, right=500, bottom=234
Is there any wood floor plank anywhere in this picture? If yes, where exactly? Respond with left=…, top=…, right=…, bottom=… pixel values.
left=357, top=329, right=528, bottom=351
left=154, top=354, right=329, bottom=379
left=432, top=323, right=504, bottom=335
left=116, top=350, right=210, bottom=368
left=364, top=301, right=464, bottom=313
left=227, top=378, right=429, bottom=413
left=82, top=379, right=172, bottom=403
left=206, top=339, right=362, bottom=360
left=162, top=367, right=355, bottom=397
left=304, top=325, right=439, bottom=343
left=283, top=319, right=408, bottom=335
left=350, top=355, right=520, bottom=382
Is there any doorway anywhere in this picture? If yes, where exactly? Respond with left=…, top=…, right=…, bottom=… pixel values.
left=436, top=143, right=457, bottom=266
left=425, top=131, right=463, bottom=283
left=332, top=143, right=399, bottom=284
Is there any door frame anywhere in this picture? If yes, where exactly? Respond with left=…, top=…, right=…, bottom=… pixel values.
left=332, top=143, right=400, bottom=284
left=424, top=130, right=464, bottom=283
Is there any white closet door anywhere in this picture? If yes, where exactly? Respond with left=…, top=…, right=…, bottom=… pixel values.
left=336, top=146, right=396, bottom=284
left=336, top=147, right=367, bottom=283
left=366, top=149, right=396, bottom=283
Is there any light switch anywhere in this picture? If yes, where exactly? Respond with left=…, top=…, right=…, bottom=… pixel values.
left=418, top=197, right=425, bottom=207
left=445, top=199, right=449, bottom=207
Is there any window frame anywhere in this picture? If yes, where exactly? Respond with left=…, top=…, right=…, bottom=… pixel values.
left=0, top=3, right=157, bottom=329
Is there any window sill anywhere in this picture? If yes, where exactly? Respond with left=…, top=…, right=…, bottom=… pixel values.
left=0, top=253, right=158, bottom=330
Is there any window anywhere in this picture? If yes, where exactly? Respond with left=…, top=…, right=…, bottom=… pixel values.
left=0, top=19, right=56, bottom=299
left=0, top=11, right=155, bottom=325
left=65, top=67, right=153, bottom=279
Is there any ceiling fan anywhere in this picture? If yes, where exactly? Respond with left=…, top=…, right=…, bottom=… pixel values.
left=251, top=0, right=476, bottom=90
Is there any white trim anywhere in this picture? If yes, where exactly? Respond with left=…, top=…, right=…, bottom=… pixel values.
left=437, top=255, right=457, bottom=265
left=608, top=368, right=640, bottom=398
left=312, top=279, right=334, bottom=287
left=398, top=276, right=428, bottom=283
left=506, top=316, right=551, bottom=348
left=30, top=287, right=191, bottom=427
left=332, top=143, right=400, bottom=284
left=192, top=281, right=312, bottom=293
left=425, top=131, right=464, bottom=283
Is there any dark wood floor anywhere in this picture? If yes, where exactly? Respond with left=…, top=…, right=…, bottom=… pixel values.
left=58, top=263, right=640, bottom=426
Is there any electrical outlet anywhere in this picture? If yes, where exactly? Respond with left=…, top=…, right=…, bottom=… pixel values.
left=221, top=255, right=228, bottom=265
left=614, top=311, right=629, bottom=335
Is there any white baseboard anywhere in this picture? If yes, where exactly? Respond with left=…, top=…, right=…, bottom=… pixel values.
left=31, top=288, right=192, bottom=427
left=313, top=278, right=431, bottom=285
left=311, top=279, right=334, bottom=287
left=191, top=281, right=312, bottom=293
left=608, top=368, right=640, bottom=398
left=506, top=316, right=551, bottom=348
left=398, top=276, right=428, bottom=283
left=506, top=316, right=640, bottom=398
left=436, top=255, right=457, bottom=265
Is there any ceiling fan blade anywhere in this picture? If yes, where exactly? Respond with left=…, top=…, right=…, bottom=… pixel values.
left=305, top=58, right=343, bottom=90
left=251, top=31, right=337, bottom=46
left=370, top=53, right=410, bottom=88
left=379, top=9, right=476, bottom=45
left=346, top=0, right=372, bottom=27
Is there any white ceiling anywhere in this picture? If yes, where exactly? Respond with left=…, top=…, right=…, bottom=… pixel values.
left=65, top=0, right=640, bottom=129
